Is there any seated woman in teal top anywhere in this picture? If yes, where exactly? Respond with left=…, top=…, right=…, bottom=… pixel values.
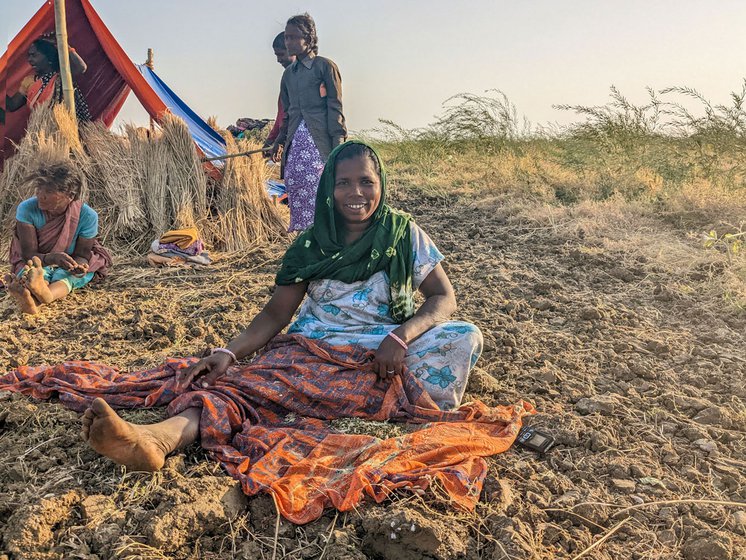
left=5, top=161, right=111, bottom=315
left=15, top=196, right=99, bottom=253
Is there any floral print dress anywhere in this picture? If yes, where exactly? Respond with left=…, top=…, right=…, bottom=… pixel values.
left=284, top=120, right=325, bottom=231
left=288, top=223, right=483, bottom=409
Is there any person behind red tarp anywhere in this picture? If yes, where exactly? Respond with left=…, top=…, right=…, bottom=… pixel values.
left=4, top=34, right=92, bottom=123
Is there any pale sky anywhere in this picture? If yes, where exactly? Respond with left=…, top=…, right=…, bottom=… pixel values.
left=4, top=1, right=746, bottom=134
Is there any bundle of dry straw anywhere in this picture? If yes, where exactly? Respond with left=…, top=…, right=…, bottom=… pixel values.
left=0, top=104, right=287, bottom=255
left=0, top=102, right=85, bottom=229
left=216, top=133, right=288, bottom=251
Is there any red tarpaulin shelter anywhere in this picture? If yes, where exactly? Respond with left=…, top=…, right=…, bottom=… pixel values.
left=0, top=0, right=172, bottom=166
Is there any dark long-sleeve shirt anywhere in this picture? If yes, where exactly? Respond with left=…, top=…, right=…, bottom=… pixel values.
left=276, top=53, right=347, bottom=164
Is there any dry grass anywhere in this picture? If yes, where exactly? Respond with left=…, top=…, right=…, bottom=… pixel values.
left=215, top=134, right=288, bottom=251
left=160, top=112, right=209, bottom=230
left=0, top=102, right=82, bottom=227
left=83, top=122, right=146, bottom=241
left=125, top=125, right=169, bottom=240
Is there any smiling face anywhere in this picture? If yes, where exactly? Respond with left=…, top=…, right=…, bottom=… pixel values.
left=35, top=184, right=72, bottom=216
left=333, top=155, right=382, bottom=229
left=284, top=24, right=310, bottom=58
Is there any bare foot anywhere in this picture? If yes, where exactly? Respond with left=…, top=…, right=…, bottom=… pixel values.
left=81, top=398, right=170, bottom=471
left=23, top=257, right=54, bottom=304
left=4, top=273, right=39, bottom=315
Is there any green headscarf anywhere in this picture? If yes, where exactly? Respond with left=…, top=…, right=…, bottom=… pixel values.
left=276, top=140, right=415, bottom=323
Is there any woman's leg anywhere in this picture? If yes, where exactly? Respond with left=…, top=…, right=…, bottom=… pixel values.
left=22, top=257, right=70, bottom=304
left=284, top=121, right=325, bottom=232
left=404, top=321, right=484, bottom=409
left=3, top=273, right=39, bottom=314
left=81, top=398, right=201, bottom=472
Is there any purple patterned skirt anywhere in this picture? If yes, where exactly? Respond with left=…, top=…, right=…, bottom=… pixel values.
left=285, top=120, right=325, bottom=231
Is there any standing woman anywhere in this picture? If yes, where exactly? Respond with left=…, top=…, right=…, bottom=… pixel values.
left=272, top=13, right=347, bottom=231
left=5, top=35, right=92, bottom=122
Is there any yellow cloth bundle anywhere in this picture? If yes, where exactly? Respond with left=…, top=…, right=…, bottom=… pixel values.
left=159, top=227, right=199, bottom=250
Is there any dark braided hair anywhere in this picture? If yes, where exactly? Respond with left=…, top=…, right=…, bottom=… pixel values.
left=286, top=13, right=319, bottom=55
left=334, top=143, right=381, bottom=176
left=31, top=37, right=60, bottom=72
left=26, top=161, right=83, bottom=200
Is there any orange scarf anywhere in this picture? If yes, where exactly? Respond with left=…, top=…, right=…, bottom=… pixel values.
left=25, top=73, right=58, bottom=109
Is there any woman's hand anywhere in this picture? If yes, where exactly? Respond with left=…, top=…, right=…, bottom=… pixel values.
left=372, top=334, right=407, bottom=381
left=45, top=252, right=78, bottom=270
left=19, top=75, right=34, bottom=96
left=70, top=262, right=89, bottom=277
left=176, top=352, right=233, bottom=392
left=270, top=142, right=283, bottom=163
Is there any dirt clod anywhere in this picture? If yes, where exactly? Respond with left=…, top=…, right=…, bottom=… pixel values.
left=682, top=533, right=733, bottom=560
left=693, top=438, right=719, bottom=453
left=362, top=507, right=469, bottom=560
left=2, top=490, right=84, bottom=557
left=732, top=511, right=746, bottom=534
left=610, top=479, right=636, bottom=493
left=575, top=396, right=616, bottom=416
left=693, top=405, right=726, bottom=426
left=466, top=366, right=502, bottom=394
left=143, top=477, right=248, bottom=552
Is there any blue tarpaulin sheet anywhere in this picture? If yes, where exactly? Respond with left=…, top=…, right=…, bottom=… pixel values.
left=266, top=178, right=288, bottom=202
left=137, top=64, right=227, bottom=163
left=136, top=64, right=282, bottom=202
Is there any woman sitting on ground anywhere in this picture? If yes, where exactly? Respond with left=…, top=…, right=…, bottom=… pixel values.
left=81, top=141, right=484, bottom=471
left=5, top=34, right=92, bottom=122
left=5, top=161, right=111, bottom=314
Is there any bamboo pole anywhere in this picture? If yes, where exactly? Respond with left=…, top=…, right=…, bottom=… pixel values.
left=146, top=48, right=155, bottom=131
left=54, top=0, right=76, bottom=117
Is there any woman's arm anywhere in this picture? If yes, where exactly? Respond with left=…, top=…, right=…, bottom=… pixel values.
left=323, top=59, right=346, bottom=146
left=69, top=49, right=87, bottom=76
left=372, top=263, right=457, bottom=379
left=72, top=236, right=94, bottom=264
left=271, top=74, right=291, bottom=161
left=264, top=95, right=283, bottom=149
left=6, top=92, right=27, bottom=112
left=69, top=236, right=95, bottom=274
left=16, top=222, right=77, bottom=269
left=6, top=75, right=36, bottom=112
left=16, top=222, right=40, bottom=260
left=177, top=282, right=308, bottom=388
left=395, top=263, right=457, bottom=344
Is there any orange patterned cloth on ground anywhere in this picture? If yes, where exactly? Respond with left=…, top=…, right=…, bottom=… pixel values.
left=0, top=335, right=534, bottom=524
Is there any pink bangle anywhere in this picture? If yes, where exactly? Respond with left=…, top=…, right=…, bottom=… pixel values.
left=387, top=332, right=408, bottom=351
left=211, top=347, right=237, bottom=363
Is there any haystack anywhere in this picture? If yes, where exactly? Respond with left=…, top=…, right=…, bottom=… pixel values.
left=0, top=104, right=287, bottom=255
left=216, top=133, right=288, bottom=252
left=0, top=102, right=85, bottom=228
